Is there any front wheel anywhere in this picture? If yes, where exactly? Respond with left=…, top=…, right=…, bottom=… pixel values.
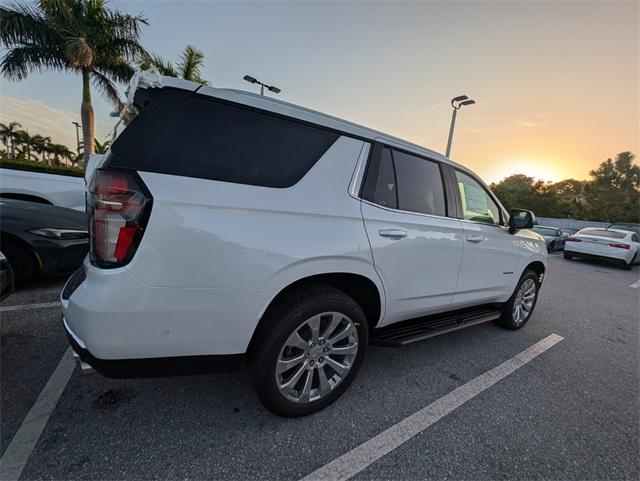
left=563, top=252, right=573, bottom=260
left=496, top=270, right=540, bottom=330
left=250, top=285, right=368, bottom=417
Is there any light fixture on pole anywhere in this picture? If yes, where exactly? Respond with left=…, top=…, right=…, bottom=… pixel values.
left=445, top=95, right=475, bottom=158
left=243, top=74, right=281, bottom=96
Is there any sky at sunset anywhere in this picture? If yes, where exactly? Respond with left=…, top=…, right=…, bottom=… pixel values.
left=1, top=0, right=638, bottom=184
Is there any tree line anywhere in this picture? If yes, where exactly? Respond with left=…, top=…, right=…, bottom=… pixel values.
left=490, top=152, right=640, bottom=223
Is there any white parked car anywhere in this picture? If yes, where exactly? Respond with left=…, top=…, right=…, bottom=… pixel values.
left=0, top=167, right=85, bottom=210
left=62, top=73, right=547, bottom=416
left=564, top=228, right=639, bottom=270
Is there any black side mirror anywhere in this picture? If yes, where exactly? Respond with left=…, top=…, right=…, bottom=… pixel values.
left=508, top=209, right=535, bottom=234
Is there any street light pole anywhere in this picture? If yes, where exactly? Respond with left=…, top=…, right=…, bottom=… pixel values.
left=72, top=121, right=81, bottom=155
left=445, top=95, right=476, bottom=158
left=243, top=74, right=281, bottom=96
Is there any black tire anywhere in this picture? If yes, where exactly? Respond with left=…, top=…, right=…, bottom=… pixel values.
left=1, top=239, right=37, bottom=287
left=496, top=270, right=540, bottom=330
left=622, top=254, right=635, bottom=270
left=250, top=285, right=368, bottom=417
left=563, top=252, right=573, bottom=260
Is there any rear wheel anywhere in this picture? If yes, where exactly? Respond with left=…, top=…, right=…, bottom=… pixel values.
left=497, top=270, right=540, bottom=330
left=563, top=252, right=573, bottom=260
left=250, top=285, right=368, bottom=417
left=623, top=254, right=635, bottom=270
left=1, top=240, right=37, bottom=286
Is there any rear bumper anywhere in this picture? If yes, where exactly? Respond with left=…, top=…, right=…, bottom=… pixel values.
left=63, top=315, right=243, bottom=378
left=564, top=247, right=631, bottom=265
left=60, top=261, right=275, bottom=360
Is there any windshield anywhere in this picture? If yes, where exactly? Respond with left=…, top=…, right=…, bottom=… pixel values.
left=532, top=227, right=557, bottom=236
left=579, top=228, right=626, bottom=239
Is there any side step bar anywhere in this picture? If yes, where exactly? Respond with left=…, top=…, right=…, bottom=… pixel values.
left=371, top=307, right=502, bottom=347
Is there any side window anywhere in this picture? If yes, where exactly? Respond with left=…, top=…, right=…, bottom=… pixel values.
left=632, top=234, right=639, bottom=243
left=455, top=171, right=502, bottom=225
left=141, top=96, right=339, bottom=188
left=361, top=147, right=397, bottom=209
left=392, top=150, right=446, bottom=216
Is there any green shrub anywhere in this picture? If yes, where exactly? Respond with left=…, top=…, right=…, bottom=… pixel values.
left=0, top=158, right=84, bottom=178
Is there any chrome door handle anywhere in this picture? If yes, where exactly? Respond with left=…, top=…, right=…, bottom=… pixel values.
left=379, top=229, right=407, bottom=239
left=465, top=235, right=484, bottom=243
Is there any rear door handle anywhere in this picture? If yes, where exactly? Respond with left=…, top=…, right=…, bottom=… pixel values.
left=379, top=229, right=407, bottom=239
left=465, top=235, right=484, bottom=243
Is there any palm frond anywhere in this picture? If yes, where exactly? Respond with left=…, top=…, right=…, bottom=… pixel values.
left=91, top=69, right=123, bottom=111
left=178, top=45, right=207, bottom=84
left=0, top=1, right=53, bottom=46
left=1, top=42, right=69, bottom=79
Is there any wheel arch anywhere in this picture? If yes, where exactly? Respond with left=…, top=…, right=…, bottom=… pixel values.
left=0, top=191, right=54, bottom=205
left=523, top=260, right=546, bottom=282
left=248, top=271, right=383, bottom=354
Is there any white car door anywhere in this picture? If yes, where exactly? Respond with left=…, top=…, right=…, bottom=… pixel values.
left=360, top=146, right=464, bottom=326
left=451, top=170, right=520, bottom=306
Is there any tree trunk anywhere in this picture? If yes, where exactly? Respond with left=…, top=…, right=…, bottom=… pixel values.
left=81, top=69, right=94, bottom=164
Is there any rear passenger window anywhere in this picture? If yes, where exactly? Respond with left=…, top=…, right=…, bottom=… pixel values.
left=362, top=147, right=397, bottom=209
left=393, top=150, right=446, bottom=216
left=361, top=145, right=446, bottom=217
left=141, top=96, right=339, bottom=188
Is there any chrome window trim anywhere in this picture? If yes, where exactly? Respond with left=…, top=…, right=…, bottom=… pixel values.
left=348, top=142, right=371, bottom=200
left=360, top=198, right=459, bottom=223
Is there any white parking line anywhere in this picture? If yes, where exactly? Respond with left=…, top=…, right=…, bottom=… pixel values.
left=0, top=348, right=75, bottom=481
left=0, top=301, right=59, bottom=313
left=300, top=333, right=564, bottom=481
left=630, top=280, right=640, bottom=288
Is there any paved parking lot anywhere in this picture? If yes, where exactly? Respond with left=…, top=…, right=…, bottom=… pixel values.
left=1, top=254, right=638, bottom=480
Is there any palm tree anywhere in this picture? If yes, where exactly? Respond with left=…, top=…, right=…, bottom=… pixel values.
left=0, top=0, right=148, bottom=163
left=14, top=130, right=35, bottom=160
left=140, top=45, right=209, bottom=84
left=31, top=134, right=51, bottom=163
left=0, top=121, right=22, bottom=159
left=94, top=138, right=111, bottom=154
left=48, top=143, right=75, bottom=165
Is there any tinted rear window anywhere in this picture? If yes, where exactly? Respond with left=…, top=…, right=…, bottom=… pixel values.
left=580, top=228, right=626, bottom=239
left=139, top=96, right=339, bottom=188
left=393, top=150, right=446, bottom=216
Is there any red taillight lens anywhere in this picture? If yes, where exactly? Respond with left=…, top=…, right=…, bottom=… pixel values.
left=609, top=242, right=630, bottom=249
left=88, top=169, right=152, bottom=268
left=566, top=237, right=581, bottom=242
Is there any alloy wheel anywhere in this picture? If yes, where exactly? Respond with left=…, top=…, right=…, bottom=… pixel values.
left=275, top=312, right=359, bottom=403
left=512, top=278, right=537, bottom=325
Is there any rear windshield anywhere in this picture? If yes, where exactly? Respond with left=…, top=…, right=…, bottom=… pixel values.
left=609, top=223, right=640, bottom=234
left=579, top=228, right=626, bottom=239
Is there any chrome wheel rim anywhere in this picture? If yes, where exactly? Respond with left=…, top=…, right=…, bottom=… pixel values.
left=512, top=278, right=536, bottom=325
left=275, top=312, right=359, bottom=404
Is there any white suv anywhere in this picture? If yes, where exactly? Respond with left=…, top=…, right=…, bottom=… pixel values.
left=62, top=73, right=547, bottom=416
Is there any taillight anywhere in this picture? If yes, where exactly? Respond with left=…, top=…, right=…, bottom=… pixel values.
left=88, top=169, right=152, bottom=268
left=566, top=237, right=581, bottom=242
left=609, top=243, right=630, bottom=249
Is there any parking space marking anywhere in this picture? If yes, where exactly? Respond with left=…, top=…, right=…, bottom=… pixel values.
left=300, top=333, right=564, bottom=481
left=0, top=348, right=75, bottom=481
left=630, top=280, right=640, bottom=288
left=0, top=301, right=59, bottom=313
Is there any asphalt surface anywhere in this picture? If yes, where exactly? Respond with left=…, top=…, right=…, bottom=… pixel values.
left=1, top=255, right=638, bottom=480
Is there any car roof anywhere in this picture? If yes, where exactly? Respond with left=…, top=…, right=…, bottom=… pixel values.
left=129, top=72, right=467, bottom=172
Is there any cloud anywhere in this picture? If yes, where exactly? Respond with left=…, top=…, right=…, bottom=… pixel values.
left=0, top=96, right=113, bottom=149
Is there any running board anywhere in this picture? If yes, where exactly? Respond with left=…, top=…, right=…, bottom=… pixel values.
left=371, top=307, right=502, bottom=347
